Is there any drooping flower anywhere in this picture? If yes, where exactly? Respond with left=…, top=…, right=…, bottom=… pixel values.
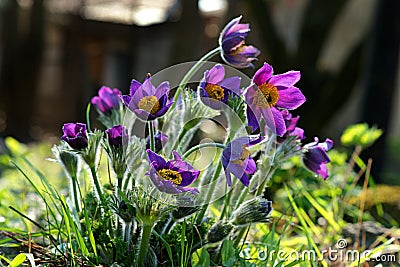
left=222, top=135, right=262, bottom=187
left=219, top=16, right=260, bottom=68
left=245, top=62, right=306, bottom=136
left=91, top=86, right=121, bottom=113
left=105, top=125, right=128, bottom=147
left=146, top=130, right=168, bottom=152
left=121, top=75, right=172, bottom=121
left=61, top=123, right=88, bottom=150
left=303, top=137, right=333, bottom=179
left=280, top=110, right=305, bottom=140
left=146, top=149, right=200, bottom=195
left=199, top=64, right=241, bottom=109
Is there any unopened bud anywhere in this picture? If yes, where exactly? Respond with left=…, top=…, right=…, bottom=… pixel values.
left=207, top=221, right=234, bottom=243
left=231, top=197, right=272, bottom=226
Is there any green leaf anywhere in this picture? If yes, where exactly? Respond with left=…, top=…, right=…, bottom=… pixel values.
left=5, top=137, right=27, bottom=156
left=9, top=253, right=26, bottom=267
left=341, top=123, right=382, bottom=148
left=221, top=239, right=236, bottom=267
left=191, top=248, right=210, bottom=267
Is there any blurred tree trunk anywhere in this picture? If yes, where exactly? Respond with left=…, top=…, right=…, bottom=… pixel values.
left=361, top=0, right=400, bottom=181
left=0, top=0, right=44, bottom=141
left=169, top=0, right=203, bottom=64
left=0, top=0, right=19, bottom=136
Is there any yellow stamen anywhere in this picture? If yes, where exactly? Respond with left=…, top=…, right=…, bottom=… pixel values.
left=138, top=96, right=160, bottom=114
left=232, top=145, right=251, bottom=165
left=255, top=83, right=279, bottom=108
left=158, top=169, right=182, bottom=185
left=205, top=84, right=225, bottom=101
left=230, top=45, right=245, bottom=55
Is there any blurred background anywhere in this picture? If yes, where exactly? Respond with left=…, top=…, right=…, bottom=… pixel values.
left=0, top=0, right=399, bottom=183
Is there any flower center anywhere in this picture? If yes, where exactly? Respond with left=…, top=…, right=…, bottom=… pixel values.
left=158, top=169, right=182, bottom=185
left=230, top=44, right=245, bottom=55
left=232, top=145, right=251, bottom=165
left=255, top=83, right=279, bottom=108
left=205, top=84, right=225, bottom=101
left=138, top=96, right=160, bottom=114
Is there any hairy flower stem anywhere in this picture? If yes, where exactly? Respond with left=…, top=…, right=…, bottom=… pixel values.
left=231, top=167, right=277, bottom=249
left=218, top=111, right=242, bottom=219
left=170, top=128, right=187, bottom=154
left=182, top=143, right=226, bottom=159
left=171, top=47, right=221, bottom=110
left=233, top=227, right=248, bottom=248
left=71, top=175, right=81, bottom=213
left=196, top=162, right=223, bottom=225
left=123, top=221, right=132, bottom=246
left=137, top=223, right=154, bottom=266
left=90, top=166, right=105, bottom=207
left=148, top=122, right=155, bottom=151
left=255, top=167, right=277, bottom=197
left=219, top=189, right=232, bottom=220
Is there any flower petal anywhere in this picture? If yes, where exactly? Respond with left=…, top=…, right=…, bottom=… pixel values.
left=206, top=64, right=225, bottom=84
left=244, top=157, right=256, bottom=174
left=147, top=149, right=167, bottom=170
left=222, top=45, right=260, bottom=68
left=155, top=81, right=170, bottom=98
left=121, top=95, right=132, bottom=106
left=263, top=107, right=286, bottom=137
left=219, top=76, right=241, bottom=94
left=306, top=146, right=330, bottom=164
left=219, top=15, right=242, bottom=43
left=269, top=71, right=301, bottom=88
left=222, top=36, right=245, bottom=53
left=276, top=87, right=306, bottom=109
left=253, top=62, right=273, bottom=85
left=224, top=170, right=233, bottom=186
left=292, top=127, right=305, bottom=140
left=141, top=77, right=156, bottom=95
left=130, top=79, right=142, bottom=96
left=246, top=106, right=261, bottom=132
left=225, top=161, right=249, bottom=186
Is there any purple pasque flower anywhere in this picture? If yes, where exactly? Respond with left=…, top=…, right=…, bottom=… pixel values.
left=146, top=149, right=200, bottom=195
left=91, top=86, right=121, bottom=113
left=105, top=125, right=128, bottom=147
left=222, top=135, right=262, bottom=187
left=61, top=122, right=88, bottom=150
left=219, top=16, right=260, bottom=68
left=146, top=130, right=168, bottom=152
left=121, top=75, right=172, bottom=121
left=245, top=62, right=306, bottom=137
left=303, top=137, right=334, bottom=179
left=199, top=64, right=241, bottom=109
left=280, top=110, right=305, bottom=140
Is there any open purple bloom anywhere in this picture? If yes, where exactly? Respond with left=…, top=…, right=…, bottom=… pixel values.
left=245, top=62, right=306, bottom=136
left=146, top=149, right=200, bottom=195
left=121, top=76, right=172, bottom=121
left=303, top=137, right=333, bottom=179
left=91, top=86, right=121, bottom=113
left=219, top=16, right=260, bottom=68
left=222, top=135, right=262, bottom=187
left=105, top=125, right=128, bottom=147
left=199, top=64, right=241, bottom=109
left=61, top=123, right=88, bottom=150
left=146, top=130, right=168, bottom=152
left=280, top=110, right=305, bottom=140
